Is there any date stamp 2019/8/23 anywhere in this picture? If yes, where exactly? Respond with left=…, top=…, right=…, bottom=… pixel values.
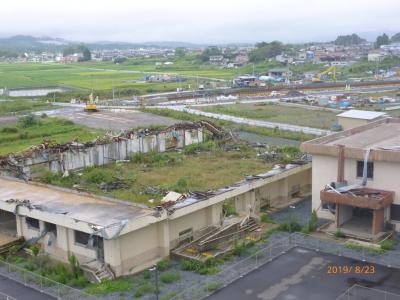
left=327, top=265, right=376, bottom=275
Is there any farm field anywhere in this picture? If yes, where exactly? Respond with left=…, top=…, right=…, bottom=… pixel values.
left=197, top=103, right=338, bottom=129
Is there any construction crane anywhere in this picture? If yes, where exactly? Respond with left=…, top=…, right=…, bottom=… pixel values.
left=84, top=93, right=98, bottom=112
left=312, top=65, right=337, bottom=83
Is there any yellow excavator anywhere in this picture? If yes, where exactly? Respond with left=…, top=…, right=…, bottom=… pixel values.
left=84, top=93, right=98, bottom=112
left=312, top=65, right=337, bottom=83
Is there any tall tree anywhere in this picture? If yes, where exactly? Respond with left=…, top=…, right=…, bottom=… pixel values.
left=376, top=33, right=390, bottom=48
left=334, top=34, right=365, bottom=46
left=249, top=41, right=284, bottom=62
left=390, top=33, right=400, bottom=43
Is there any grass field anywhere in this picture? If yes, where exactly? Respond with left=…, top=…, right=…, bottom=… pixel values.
left=142, top=107, right=317, bottom=141
left=39, top=141, right=271, bottom=206
left=0, top=99, right=53, bottom=116
left=198, top=103, right=337, bottom=129
left=0, top=115, right=102, bottom=155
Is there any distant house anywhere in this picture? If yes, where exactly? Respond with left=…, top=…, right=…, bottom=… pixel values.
left=336, top=109, right=387, bottom=130
left=266, top=67, right=292, bottom=78
left=368, top=50, right=386, bottom=62
left=63, top=53, right=83, bottom=63
left=209, top=55, right=224, bottom=64
left=234, top=54, right=249, bottom=65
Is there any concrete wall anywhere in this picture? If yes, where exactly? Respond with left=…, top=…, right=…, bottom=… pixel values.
left=1, top=128, right=204, bottom=179
left=337, top=204, right=353, bottom=226
left=338, top=117, right=369, bottom=131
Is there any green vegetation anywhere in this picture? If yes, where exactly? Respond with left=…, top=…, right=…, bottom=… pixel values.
left=143, top=108, right=316, bottom=141
left=181, top=257, right=223, bottom=275
left=0, top=115, right=102, bottom=155
left=302, top=210, right=318, bottom=234
left=346, top=242, right=384, bottom=254
left=134, top=282, right=153, bottom=298
left=335, top=228, right=346, bottom=238
left=161, top=291, right=178, bottom=300
left=260, top=213, right=276, bottom=224
left=334, top=34, right=366, bottom=46
left=0, top=99, right=53, bottom=116
left=160, top=271, right=181, bottom=284
left=277, top=218, right=302, bottom=233
left=87, top=278, right=133, bottom=295
left=63, top=44, right=91, bottom=61
left=249, top=41, right=287, bottom=63
left=39, top=140, right=270, bottom=206
left=380, top=239, right=395, bottom=251
left=199, top=103, right=337, bottom=130
left=206, top=281, right=222, bottom=292
left=156, top=259, right=171, bottom=272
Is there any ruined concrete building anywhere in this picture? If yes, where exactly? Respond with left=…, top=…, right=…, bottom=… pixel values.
left=0, top=122, right=215, bottom=180
left=301, top=117, right=400, bottom=241
left=0, top=163, right=310, bottom=280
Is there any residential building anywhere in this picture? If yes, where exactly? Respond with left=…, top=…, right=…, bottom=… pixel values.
left=301, top=118, right=400, bottom=241
left=336, top=110, right=387, bottom=130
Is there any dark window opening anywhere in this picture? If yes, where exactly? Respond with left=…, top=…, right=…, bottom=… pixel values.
left=391, top=204, right=400, bottom=222
left=356, top=161, right=374, bottom=179
left=75, top=230, right=90, bottom=246
left=74, top=231, right=103, bottom=248
left=26, top=217, right=40, bottom=230
left=44, top=222, right=57, bottom=237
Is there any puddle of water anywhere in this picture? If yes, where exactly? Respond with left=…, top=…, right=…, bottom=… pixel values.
left=237, top=131, right=300, bottom=146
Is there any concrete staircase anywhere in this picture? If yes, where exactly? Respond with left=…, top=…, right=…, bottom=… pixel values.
left=81, top=260, right=115, bottom=283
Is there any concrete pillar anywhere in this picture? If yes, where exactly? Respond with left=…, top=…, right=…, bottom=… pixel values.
left=15, top=215, right=24, bottom=237
left=337, top=145, right=345, bottom=182
left=104, top=239, right=122, bottom=276
left=279, top=177, right=289, bottom=203
left=157, top=221, right=170, bottom=257
left=372, top=208, right=384, bottom=235
left=56, top=226, right=71, bottom=261
left=206, top=203, right=222, bottom=226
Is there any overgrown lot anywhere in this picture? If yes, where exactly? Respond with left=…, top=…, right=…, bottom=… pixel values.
left=0, top=115, right=102, bottom=155
left=39, top=141, right=301, bottom=207
left=198, top=103, right=337, bottom=129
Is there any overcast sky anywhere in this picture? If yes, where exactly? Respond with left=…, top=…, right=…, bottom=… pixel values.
left=0, top=0, right=399, bottom=44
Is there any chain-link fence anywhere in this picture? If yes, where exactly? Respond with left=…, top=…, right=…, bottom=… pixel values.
left=0, top=292, right=17, bottom=300
left=172, top=233, right=400, bottom=300
left=0, top=259, right=98, bottom=300
left=172, top=235, right=295, bottom=300
left=336, top=285, right=400, bottom=300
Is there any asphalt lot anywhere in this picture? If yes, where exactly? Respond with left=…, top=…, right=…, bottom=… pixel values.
left=0, top=274, right=55, bottom=300
left=207, top=247, right=400, bottom=300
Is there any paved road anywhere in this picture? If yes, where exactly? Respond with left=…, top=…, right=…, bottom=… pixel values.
left=207, top=247, right=400, bottom=300
left=157, top=105, right=332, bottom=136
left=0, top=274, right=55, bottom=300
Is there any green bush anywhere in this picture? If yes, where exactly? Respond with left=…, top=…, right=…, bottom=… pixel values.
left=82, top=167, right=117, bottom=184
left=156, top=259, right=170, bottom=271
left=183, top=140, right=217, bottom=155
left=278, top=219, right=302, bottom=233
left=335, top=229, right=346, bottom=238
left=160, top=271, right=181, bottom=284
left=206, top=281, right=221, bottom=292
left=130, top=151, right=176, bottom=167
left=346, top=242, right=384, bottom=254
left=181, top=259, right=203, bottom=272
left=1, top=127, right=18, bottom=133
left=302, top=210, right=318, bottom=233
left=163, top=177, right=190, bottom=193
left=161, top=291, right=178, bottom=300
left=87, top=278, right=133, bottom=295
left=380, top=239, right=395, bottom=251
left=260, top=214, right=276, bottom=224
left=135, top=282, right=153, bottom=298
left=19, top=115, right=41, bottom=128
left=232, top=241, right=246, bottom=256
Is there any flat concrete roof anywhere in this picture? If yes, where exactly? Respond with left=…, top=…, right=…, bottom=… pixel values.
left=336, top=109, right=387, bottom=120
left=0, top=177, right=153, bottom=227
left=301, top=118, right=400, bottom=162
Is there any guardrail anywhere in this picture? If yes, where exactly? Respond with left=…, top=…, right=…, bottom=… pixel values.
left=0, top=259, right=98, bottom=300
